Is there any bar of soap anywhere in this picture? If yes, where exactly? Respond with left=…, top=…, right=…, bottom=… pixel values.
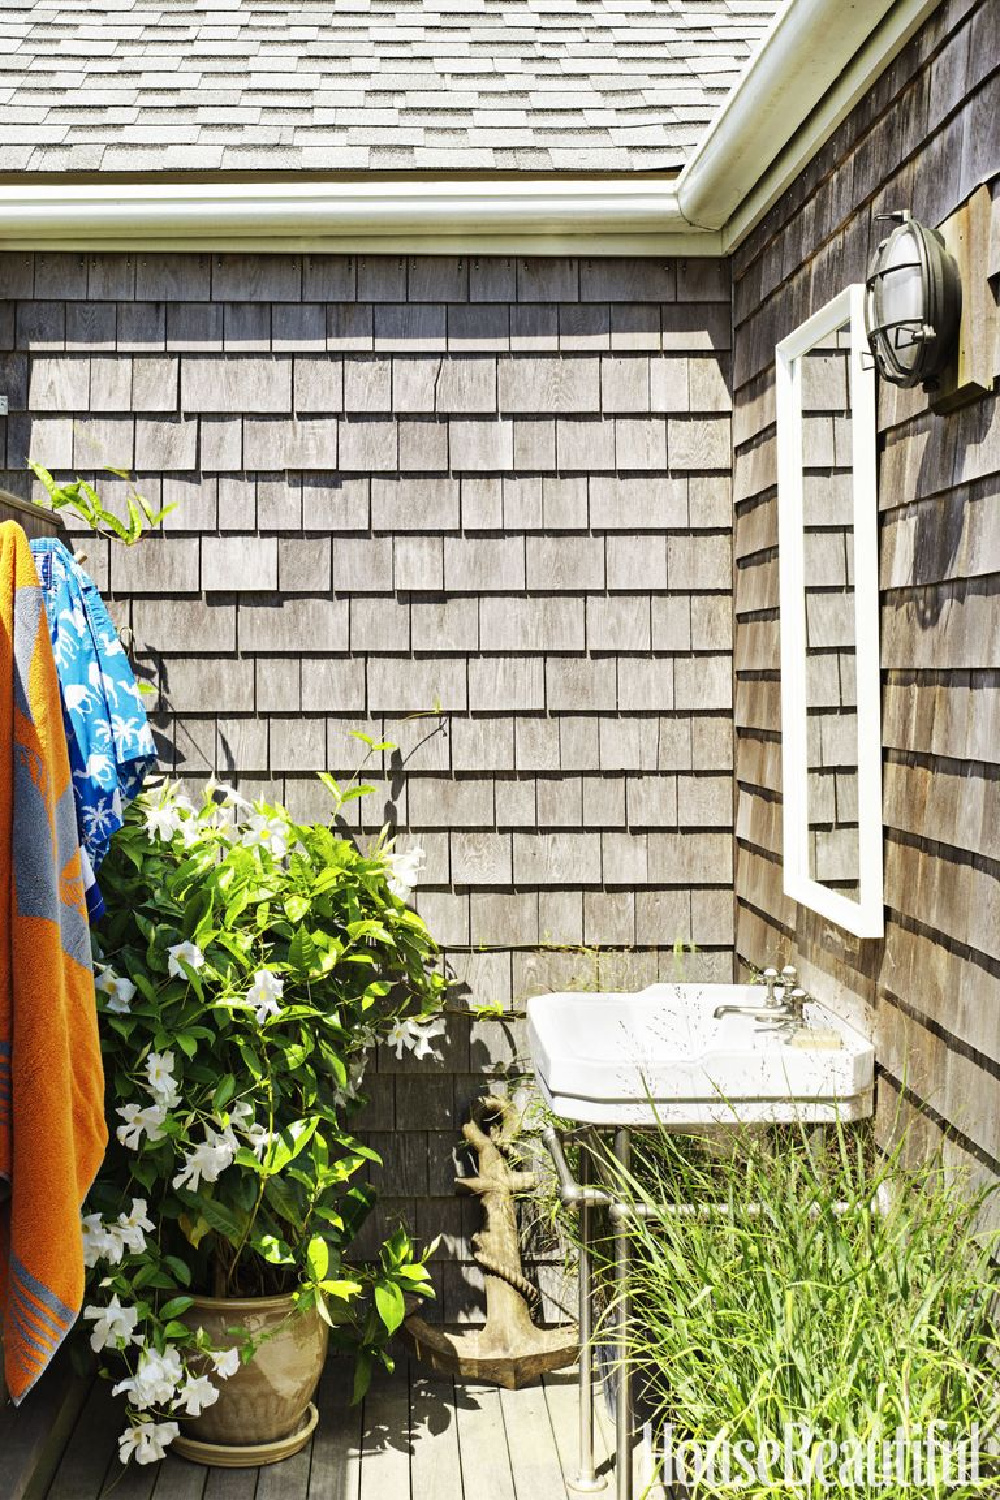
left=787, top=1028, right=843, bottom=1050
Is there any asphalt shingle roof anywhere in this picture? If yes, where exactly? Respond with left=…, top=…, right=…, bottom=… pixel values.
left=0, top=0, right=781, bottom=175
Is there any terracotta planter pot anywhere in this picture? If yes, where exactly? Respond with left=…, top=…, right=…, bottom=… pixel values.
left=177, top=1292, right=328, bottom=1461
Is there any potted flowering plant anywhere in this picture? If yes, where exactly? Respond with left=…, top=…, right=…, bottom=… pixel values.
left=80, top=771, right=447, bottom=1467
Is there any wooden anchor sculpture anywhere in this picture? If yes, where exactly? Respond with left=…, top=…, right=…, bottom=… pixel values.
left=403, top=1093, right=578, bottom=1389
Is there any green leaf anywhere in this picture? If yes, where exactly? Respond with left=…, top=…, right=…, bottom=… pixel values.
left=321, top=1278, right=364, bottom=1301
left=237, top=1041, right=263, bottom=1079
left=213, top=1075, right=237, bottom=1113
left=263, top=1175, right=303, bottom=1226
left=311, top=1205, right=345, bottom=1231
left=288, top=925, right=319, bottom=974
left=255, top=1234, right=295, bottom=1265
left=283, top=895, right=310, bottom=924
left=184, top=1194, right=247, bottom=1244
left=263, top=1118, right=319, bottom=1175
left=163, top=1256, right=192, bottom=1287
left=317, top=772, right=343, bottom=805
left=159, top=1296, right=196, bottom=1320
left=374, top=1282, right=406, bottom=1334
left=306, top=1236, right=329, bottom=1282
left=352, top=1352, right=373, bottom=1405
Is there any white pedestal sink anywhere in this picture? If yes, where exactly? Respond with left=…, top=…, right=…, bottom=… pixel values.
left=528, top=981, right=874, bottom=1127
left=529, top=982, right=876, bottom=1500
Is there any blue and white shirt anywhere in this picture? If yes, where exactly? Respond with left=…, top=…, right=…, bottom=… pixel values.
left=30, top=537, right=157, bottom=920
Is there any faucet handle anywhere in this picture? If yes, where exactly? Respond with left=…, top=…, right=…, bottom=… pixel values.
left=781, top=964, right=798, bottom=989
left=762, top=967, right=780, bottom=1007
left=787, top=987, right=808, bottom=1021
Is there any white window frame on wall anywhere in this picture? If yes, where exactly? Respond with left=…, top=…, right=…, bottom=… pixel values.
left=775, top=282, right=884, bottom=940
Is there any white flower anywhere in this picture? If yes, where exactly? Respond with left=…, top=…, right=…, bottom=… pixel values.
left=246, top=968, right=283, bottom=1025
left=210, top=1347, right=240, bottom=1379
left=224, top=1101, right=273, bottom=1158
left=82, top=1214, right=126, bottom=1266
left=145, top=802, right=183, bottom=845
left=145, top=1051, right=180, bottom=1108
left=408, top=1014, right=447, bottom=1061
left=177, top=1373, right=220, bottom=1418
left=208, top=779, right=253, bottom=812
left=384, top=845, right=426, bottom=900
left=95, top=968, right=136, bottom=1015
left=245, top=1121, right=275, bottom=1160
left=83, top=1295, right=140, bottom=1353
left=332, top=1059, right=367, bottom=1110
left=117, top=1199, right=154, bottom=1256
left=167, top=940, right=205, bottom=980
left=172, top=1125, right=237, bottom=1193
left=116, top=1101, right=169, bottom=1151
left=82, top=1212, right=121, bottom=1268
left=118, top=1419, right=180, bottom=1466
left=385, top=1013, right=446, bottom=1062
left=114, top=1345, right=184, bottom=1410
left=242, top=812, right=288, bottom=858
left=179, top=817, right=201, bottom=848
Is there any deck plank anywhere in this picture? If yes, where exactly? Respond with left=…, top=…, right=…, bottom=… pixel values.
left=102, top=1456, right=158, bottom=1500
left=10, top=1352, right=627, bottom=1500
left=499, top=1380, right=568, bottom=1500
left=409, top=1368, right=461, bottom=1500
left=541, top=1366, right=614, bottom=1488
left=45, top=1377, right=120, bottom=1500
left=309, top=1362, right=362, bottom=1500
left=309, top=1366, right=362, bottom=1500
left=256, top=1446, right=310, bottom=1500
left=202, top=1466, right=259, bottom=1500
left=151, top=1453, right=208, bottom=1500
left=0, top=1349, right=91, bottom=1500
left=357, top=1363, right=410, bottom=1500
left=454, top=1382, right=515, bottom=1500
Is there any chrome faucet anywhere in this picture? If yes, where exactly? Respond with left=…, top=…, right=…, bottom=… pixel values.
left=713, top=966, right=809, bottom=1024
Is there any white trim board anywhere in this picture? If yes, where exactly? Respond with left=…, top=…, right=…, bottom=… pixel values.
left=775, top=283, right=885, bottom=941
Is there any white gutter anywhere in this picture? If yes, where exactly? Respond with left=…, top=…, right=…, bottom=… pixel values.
left=715, top=0, right=943, bottom=251
left=0, top=0, right=943, bottom=255
left=0, top=177, right=716, bottom=257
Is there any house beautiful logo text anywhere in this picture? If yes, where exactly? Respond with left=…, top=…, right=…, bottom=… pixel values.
left=648, top=1421, right=999, bottom=1490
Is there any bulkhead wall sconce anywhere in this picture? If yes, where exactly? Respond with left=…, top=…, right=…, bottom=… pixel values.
left=864, top=211, right=961, bottom=389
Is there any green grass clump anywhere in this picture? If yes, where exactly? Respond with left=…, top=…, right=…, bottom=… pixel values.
left=599, top=1123, right=1000, bottom=1498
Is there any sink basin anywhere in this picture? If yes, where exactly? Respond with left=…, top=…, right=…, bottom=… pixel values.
left=527, top=983, right=875, bottom=1126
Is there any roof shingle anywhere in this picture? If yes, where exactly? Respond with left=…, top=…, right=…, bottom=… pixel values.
left=1, top=0, right=781, bottom=175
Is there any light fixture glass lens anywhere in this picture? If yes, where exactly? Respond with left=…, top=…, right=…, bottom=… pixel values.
left=879, top=229, right=924, bottom=373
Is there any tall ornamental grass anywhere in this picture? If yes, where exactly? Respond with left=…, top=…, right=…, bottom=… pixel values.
left=598, top=1123, right=1000, bottom=1498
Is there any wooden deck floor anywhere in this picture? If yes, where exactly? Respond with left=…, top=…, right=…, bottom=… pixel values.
left=13, top=1354, right=665, bottom=1500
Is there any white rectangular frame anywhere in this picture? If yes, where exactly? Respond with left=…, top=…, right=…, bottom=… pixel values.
left=775, top=283, right=884, bottom=939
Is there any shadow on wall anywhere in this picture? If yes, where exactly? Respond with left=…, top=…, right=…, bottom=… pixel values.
left=885, top=393, right=986, bottom=629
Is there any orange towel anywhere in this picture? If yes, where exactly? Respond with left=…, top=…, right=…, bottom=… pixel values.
left=0, top=521, right=107, bottom=1403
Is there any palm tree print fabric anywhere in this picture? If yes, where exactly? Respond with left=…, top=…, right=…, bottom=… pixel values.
left=29, top=538, right=157, bottom=920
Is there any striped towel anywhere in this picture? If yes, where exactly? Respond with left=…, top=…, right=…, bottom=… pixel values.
left=0, top=522, right=108, bottom=1403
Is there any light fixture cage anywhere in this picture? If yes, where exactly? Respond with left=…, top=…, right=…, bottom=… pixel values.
left=864, top=211, right=961, bottom=389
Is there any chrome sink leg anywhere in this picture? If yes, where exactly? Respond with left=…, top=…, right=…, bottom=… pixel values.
left=569, top=1140, right=606, bottom=1493
left=614, top=1128, right=632, bottom=1500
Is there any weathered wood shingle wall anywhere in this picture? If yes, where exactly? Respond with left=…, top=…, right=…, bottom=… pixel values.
left=0, top=251, right=733, bottom=1317
left=732, top=0, right=1000, bottom=1192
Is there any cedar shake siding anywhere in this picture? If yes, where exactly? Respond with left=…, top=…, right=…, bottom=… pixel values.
left=731, top=0, right=1000, bottom=1209
left=0, top=252, right=734, bottom=1318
